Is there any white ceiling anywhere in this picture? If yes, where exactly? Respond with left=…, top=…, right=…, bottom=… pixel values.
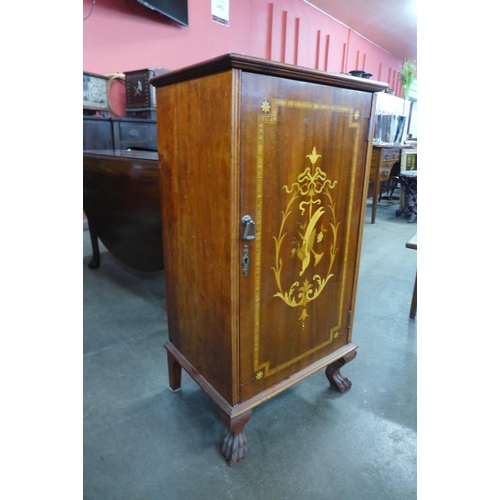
left=305, top=0, right=417, bottom=61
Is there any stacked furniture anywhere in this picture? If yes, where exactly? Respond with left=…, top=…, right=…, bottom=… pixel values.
left=83, top=70, right=162, bottom=271
left=83, top=116, right=157, bottom=151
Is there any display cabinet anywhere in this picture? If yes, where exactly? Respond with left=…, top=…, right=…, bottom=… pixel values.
left=151, top=53, right=387, bottom=465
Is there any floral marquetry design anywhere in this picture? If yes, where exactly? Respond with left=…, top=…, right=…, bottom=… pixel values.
left=272, top=147, right=340, bottom=322
left=330, top=328, right=340, bottom=339
left=261, top=100, right=271, bottom=113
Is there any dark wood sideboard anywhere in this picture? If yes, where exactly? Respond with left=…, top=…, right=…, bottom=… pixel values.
left=83, top=150, right=163, bottom=272
left=83, top=116, right=158, bottom=151
left=151, top=53, right=388, bottom=465
left=369, top=145, right=403, bottom=223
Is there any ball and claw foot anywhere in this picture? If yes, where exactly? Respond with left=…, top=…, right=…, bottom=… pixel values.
left=221, top=428, right=248, bottom=466
left=326, top=366, right=352, bottom=392
left=325, top=351, right=357, bottom=393
left=219, top=410, right=252, bottom=466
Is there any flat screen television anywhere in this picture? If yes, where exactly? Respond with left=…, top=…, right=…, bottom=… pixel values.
left=138, top=0, right=189, bottom=27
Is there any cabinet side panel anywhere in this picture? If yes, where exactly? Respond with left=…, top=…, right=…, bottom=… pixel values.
left=347, top=93, right=377, bottom=343
left=155, top=71, right=239, bottom=405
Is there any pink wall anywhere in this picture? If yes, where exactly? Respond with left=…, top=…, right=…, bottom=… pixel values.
left=83, top=0, right=403, bottom=116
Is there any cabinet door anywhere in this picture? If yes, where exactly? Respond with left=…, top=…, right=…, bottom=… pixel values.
left=238, top=72, right=372, bottom=402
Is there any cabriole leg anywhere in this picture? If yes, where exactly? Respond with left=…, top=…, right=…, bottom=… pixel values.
left=325, top=350, right=357, bottom=393
left=219, top=410, right=252, bottom=466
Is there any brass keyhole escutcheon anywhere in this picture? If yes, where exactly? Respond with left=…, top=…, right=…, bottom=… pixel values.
left=241, top=245, right=250, bottom=277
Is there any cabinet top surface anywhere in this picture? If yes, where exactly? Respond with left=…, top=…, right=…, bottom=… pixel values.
left=151, top=53, right=388, bottom=93
left=83, top=116, right=156, bottom=125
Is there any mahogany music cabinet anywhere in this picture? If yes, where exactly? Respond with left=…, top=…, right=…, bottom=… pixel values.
left=151, top=54, right=387, bottom=465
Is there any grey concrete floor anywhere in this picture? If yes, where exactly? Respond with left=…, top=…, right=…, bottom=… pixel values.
left=83, top=196, right=417, bottom=500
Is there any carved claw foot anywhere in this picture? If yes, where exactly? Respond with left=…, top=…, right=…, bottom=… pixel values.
left=221, top=428, right=248, bottom=466
left=219, top=410, right=252, bottom=466
left=326, top=367, right=352, bottom=392
left=325, top=350, right=357, bottom=393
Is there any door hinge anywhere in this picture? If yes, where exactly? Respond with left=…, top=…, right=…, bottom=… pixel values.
left=347, top=310, right=352, bottom=330
left=366, top=117, right=372, bottom=142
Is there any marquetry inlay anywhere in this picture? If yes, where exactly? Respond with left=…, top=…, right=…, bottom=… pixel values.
left=272, top=147, right=339, bottom=323
left=252, top=98, right=362, bottom=380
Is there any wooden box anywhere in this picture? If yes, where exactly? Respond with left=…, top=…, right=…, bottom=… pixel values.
left=125, top=68, right=167, bottom=117
left=83, top=71, right=109, bottom=115
left=151, top=54, right=387, bottom=465
left=125, top=68, right=156, bottom=110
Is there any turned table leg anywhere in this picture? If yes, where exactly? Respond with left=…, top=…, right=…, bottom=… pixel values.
left=219, top=410, right=252, bottom=466
left=87, top=220, right=100, bottom=269
left=325, top=350, right=357, bottom=393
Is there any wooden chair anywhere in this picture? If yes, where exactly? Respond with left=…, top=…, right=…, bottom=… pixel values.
left=378, top=162, right=401, bottom=202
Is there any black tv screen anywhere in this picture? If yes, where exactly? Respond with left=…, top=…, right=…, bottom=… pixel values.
left=138, top=0, right=189, bottom=27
